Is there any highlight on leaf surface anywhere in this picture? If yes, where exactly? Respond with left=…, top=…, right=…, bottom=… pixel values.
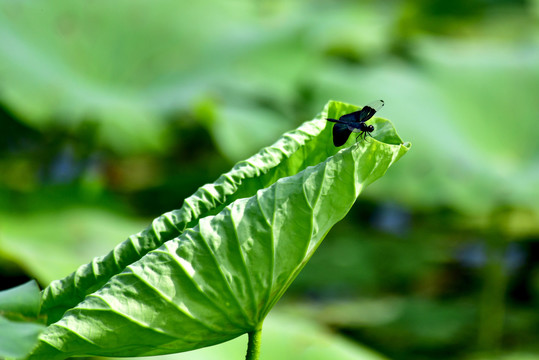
left=30, top=101, right=410, bottom=359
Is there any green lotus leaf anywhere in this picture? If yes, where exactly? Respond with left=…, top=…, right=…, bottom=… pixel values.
left=30, top=101, right=410, bottom=359
left=0, top=281, right=46, bottom=359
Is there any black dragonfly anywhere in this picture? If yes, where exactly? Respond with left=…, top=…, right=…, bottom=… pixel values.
left=326, top=100, right=384, bottom=147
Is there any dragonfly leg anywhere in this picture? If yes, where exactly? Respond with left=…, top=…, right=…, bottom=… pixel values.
left=355, top=132, right=369, bottom=143
left=363, top=132, right=371, bottom=143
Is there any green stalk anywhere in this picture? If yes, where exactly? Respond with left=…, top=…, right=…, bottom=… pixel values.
left=245, top=328, right=262, bottom=360
left=477, top=239, right=507, bottom=351
left=477, top=207, right=511, bottom=352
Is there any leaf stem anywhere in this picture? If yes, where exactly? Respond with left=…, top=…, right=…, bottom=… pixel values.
left=245, top=328, right=262, bottom=360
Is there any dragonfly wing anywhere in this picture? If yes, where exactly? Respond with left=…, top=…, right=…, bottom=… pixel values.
left=357, top=100, right=384, bottom=122
left=337, top=100, right=384, bottom=124
left=332, top=122, right=352, bottom=147
left=338, top=111, right=360, bottom=124
left=365, top=100, right=385, bottom=112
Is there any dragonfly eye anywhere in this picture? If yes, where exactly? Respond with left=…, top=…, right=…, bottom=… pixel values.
left=367, top=125, right=374, bottom=132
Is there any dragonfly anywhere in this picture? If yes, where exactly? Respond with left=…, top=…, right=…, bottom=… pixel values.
left=326, top=100, right=384, bottom=147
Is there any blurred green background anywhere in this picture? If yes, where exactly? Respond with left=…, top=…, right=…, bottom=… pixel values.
left=1, top=0, right=538, bottom=359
